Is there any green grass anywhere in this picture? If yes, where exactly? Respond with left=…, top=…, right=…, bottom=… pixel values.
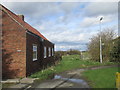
left=81, top=51, right=91, bottom=60
left=54, top=55, right=115, bottom=73
left=30, top=67, right=55, bottom=79
left=82, top=67, right=118, bottom=88
left=30, top=55, right=116, bottom=80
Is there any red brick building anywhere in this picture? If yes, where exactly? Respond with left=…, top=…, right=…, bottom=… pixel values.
left=1, top=5, right=55, bottom=79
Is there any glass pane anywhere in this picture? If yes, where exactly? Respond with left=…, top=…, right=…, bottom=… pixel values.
left=49, top=48, right=51, bottom=56
left=33, top=46, right=37, bottom=51
left=44, top=47, right=46, bottom=58
left=52, top=48, right=54, bottom=56
left=33, top=51, right=37, bottom=59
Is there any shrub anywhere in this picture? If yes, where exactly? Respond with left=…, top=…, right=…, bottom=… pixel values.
left=54, top=51, right=62, bottom=61
left=109, top=37, right=120, bottom=62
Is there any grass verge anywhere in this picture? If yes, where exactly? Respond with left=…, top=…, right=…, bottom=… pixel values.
left=30, top=67, right=55, bottom=80
left=82, top=67, right=118, bottom=88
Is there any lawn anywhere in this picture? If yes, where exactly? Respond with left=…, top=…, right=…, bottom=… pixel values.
left=30, top=55, right=116, bottom=80
left=82, top=67, right=118, bottom=88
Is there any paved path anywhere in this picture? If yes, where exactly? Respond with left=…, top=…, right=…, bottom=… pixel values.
left=29, top=68, right=89, bottom=89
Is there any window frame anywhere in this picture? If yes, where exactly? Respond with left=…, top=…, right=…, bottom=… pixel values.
left=33, top=44, right=37, bottom=61
left=49, top=47, right=51, bottom=57
left=52, top=48, right=54, bottom=56
left=44, top=46, right=47, bottom=58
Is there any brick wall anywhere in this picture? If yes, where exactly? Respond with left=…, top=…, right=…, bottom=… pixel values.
left=42, top=40, right=54, bottom=69
left=26, top=32, right=43, bottom=76
left=2, top=9, right=55, bottom=78
left=2, top=10, right=26, bottom=79
left=26, top=32, right=54, bottom=76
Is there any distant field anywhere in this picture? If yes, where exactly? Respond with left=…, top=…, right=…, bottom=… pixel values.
left=82, top=67, right=118, bottom=88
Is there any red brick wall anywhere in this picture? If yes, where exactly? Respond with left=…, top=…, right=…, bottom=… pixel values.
left=2, top=10, right=26, bottom=78
left=2, top=9, right=55, bottom=78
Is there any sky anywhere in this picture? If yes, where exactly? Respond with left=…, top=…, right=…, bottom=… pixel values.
left=2, top=1, right=118, bottom=51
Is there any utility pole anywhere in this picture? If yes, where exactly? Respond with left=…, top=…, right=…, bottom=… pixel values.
left=99, top=17, right=103, bottom=63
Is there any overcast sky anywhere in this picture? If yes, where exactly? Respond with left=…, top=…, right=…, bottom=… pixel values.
left=2, top=2, right=118, bottom=51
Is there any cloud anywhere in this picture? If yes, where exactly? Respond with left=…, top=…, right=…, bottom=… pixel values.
left=55, top=44, right=87, bottom=51
left=2, top=2, right=81, bottom=18
left=2, top=2, right=84, bottom=25
left=78, top=2, right=118, bottom=28
left=2, top=2, right=118, bottom=51
left=2, top=2, right=62, bottom=18
left=80, top=14, right=117, bottom=28
left=84, top=2, right=118, bottom=17
left=59, top=2, right=81, bottom=13
left=43, top=27, right=97, bottom=45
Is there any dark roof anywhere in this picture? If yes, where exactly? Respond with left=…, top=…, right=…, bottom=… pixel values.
left=1, top=4, right=48, bottom=41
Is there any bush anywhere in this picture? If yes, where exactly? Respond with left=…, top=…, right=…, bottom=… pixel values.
left=54, top=51, right=62, bottom=61
left=109, top=37, right=120, bottom=62
left=88, top=29, right=117, bottom=62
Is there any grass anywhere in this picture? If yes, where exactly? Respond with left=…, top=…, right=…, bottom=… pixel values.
left=82, top=67, right=118, bottom=88
left=30, top=55, right=116, bottom=80
left=30, top=67, right=55, bottom=79
left=54, top=55, right=116, bottom=73
left=81, top=51, right=91, bottom=60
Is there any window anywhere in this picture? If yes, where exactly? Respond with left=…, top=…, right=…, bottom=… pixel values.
left=52, top=48, right=54, bottom=56
left=49, top=47, right=51, bottom=57
left=33, top=44, right=37, bottom=61
left=44, top=46, right=47, bottom=58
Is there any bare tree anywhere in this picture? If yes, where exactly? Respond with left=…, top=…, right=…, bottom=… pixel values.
left=88, top=28, right=117, bottom=62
